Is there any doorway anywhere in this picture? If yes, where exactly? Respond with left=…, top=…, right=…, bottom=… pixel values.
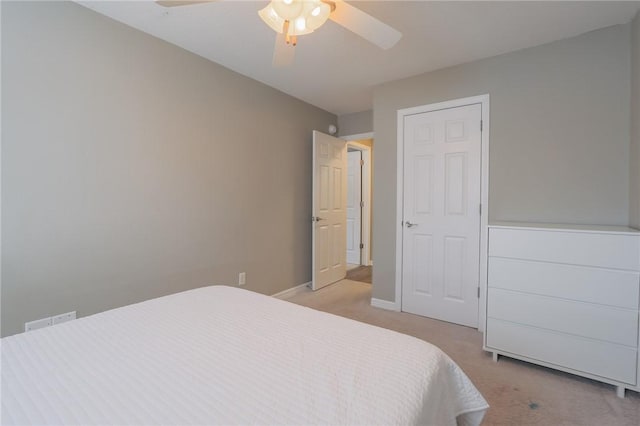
left=310, top=130, right=374, bottom=290
left=344, top=140, right=372, bottom=267
left=347, top=149, right=362, bottom=268
left=343, top=136, right=373, bottom=284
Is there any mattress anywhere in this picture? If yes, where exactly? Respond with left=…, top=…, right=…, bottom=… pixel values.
left=2, top=285, right=488, bottom=425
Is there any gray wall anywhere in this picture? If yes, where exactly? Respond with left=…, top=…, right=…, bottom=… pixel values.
left=1, top=1, right=335, bottom=336
left=372, top=24, right=631, bottom=301
left=338, top=110, right=373, bottom=136
left=631, top=12, right=640, bottom=229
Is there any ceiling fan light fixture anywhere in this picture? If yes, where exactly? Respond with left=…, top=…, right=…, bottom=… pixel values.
left=259, top=0, right=333, bottom=38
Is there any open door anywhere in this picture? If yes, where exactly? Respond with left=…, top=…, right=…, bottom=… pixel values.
left=312, top=131, right=347, bottom=290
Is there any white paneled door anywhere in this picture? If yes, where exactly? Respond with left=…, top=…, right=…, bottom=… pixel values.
left=346, top=150, right=362, bottom=265
left=312, top=131, right=347, bottom=290
left=401, top=104, right=482, bottom=327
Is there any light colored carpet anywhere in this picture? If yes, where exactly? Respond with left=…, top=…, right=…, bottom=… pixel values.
left=345, top=265, right=372, bottom=283
left=285, top=279, right=640, bottom=425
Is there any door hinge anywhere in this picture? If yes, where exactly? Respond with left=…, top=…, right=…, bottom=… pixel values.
left=477, top=287, right=481, bottom=298
left=360, top=243, right=364, bottom=249
left=360, top=159, right=364, bottom=166
left=480, top=120, right=483, bottom=131
left=360, top=200, right=364, bottom=208
left=479, top=204, right=482, bottom=216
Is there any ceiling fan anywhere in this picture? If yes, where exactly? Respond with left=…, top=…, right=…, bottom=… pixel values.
left=156, top=0, right=402, bottom=67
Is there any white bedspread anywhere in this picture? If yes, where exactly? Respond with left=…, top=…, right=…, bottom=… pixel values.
left=2, top=285, right=488, bottom=425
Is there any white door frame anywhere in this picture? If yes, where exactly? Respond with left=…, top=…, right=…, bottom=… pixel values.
left=395, top=95, right=490, bottom=332
left=346, top=149, right=363, bottom=265
left=346, top=142, right=371, bottom=266
left=341, top=133, right=373, bottom=267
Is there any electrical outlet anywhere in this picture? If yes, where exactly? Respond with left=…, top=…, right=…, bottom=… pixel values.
left=52, top=311, right=76, bottom=325
left=25, top=317, right=52, bottom=332
left=238, top=272, right=246, bottom=286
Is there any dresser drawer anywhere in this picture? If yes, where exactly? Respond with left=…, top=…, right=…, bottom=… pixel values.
left=488, top=288, right=638, bottom=346
left=488, top=257, right=640, bottom=309
left=486, top=319, right=638, bottom=384
left=489, top=228, right=640, bottom=270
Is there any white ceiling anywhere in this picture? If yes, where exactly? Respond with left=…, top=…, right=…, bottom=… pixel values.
left=78, top=1, right=640, bottom=115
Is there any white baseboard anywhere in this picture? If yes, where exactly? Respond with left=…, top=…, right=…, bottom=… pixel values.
left=272, top=282, right=311, bottom=299
left=371, top=298, right=400, bottom=311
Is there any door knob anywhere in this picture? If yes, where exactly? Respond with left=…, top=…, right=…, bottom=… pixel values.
left=405, top=221, right=418, bottom=228
left=312, top=216, right=326, bottom=222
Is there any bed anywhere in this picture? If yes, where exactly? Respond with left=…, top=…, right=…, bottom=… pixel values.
left=1, top=285, right=488, bottom=425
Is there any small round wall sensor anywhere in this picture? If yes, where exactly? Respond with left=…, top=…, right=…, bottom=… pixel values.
left=328, top=124, right=337, bottom=135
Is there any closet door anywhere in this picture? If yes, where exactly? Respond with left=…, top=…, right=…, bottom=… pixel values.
left=401, top=103, right=482, bottom=327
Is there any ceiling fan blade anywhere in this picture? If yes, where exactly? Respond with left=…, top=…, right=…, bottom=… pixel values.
left=329, top=0, right=402, bottom=50
left=272, top=33, right=295, bottom=68
left=156, top=1, right=217, bottom=7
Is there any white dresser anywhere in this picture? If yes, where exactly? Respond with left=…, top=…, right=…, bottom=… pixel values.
left=484, top=222, right=640, bottom=397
